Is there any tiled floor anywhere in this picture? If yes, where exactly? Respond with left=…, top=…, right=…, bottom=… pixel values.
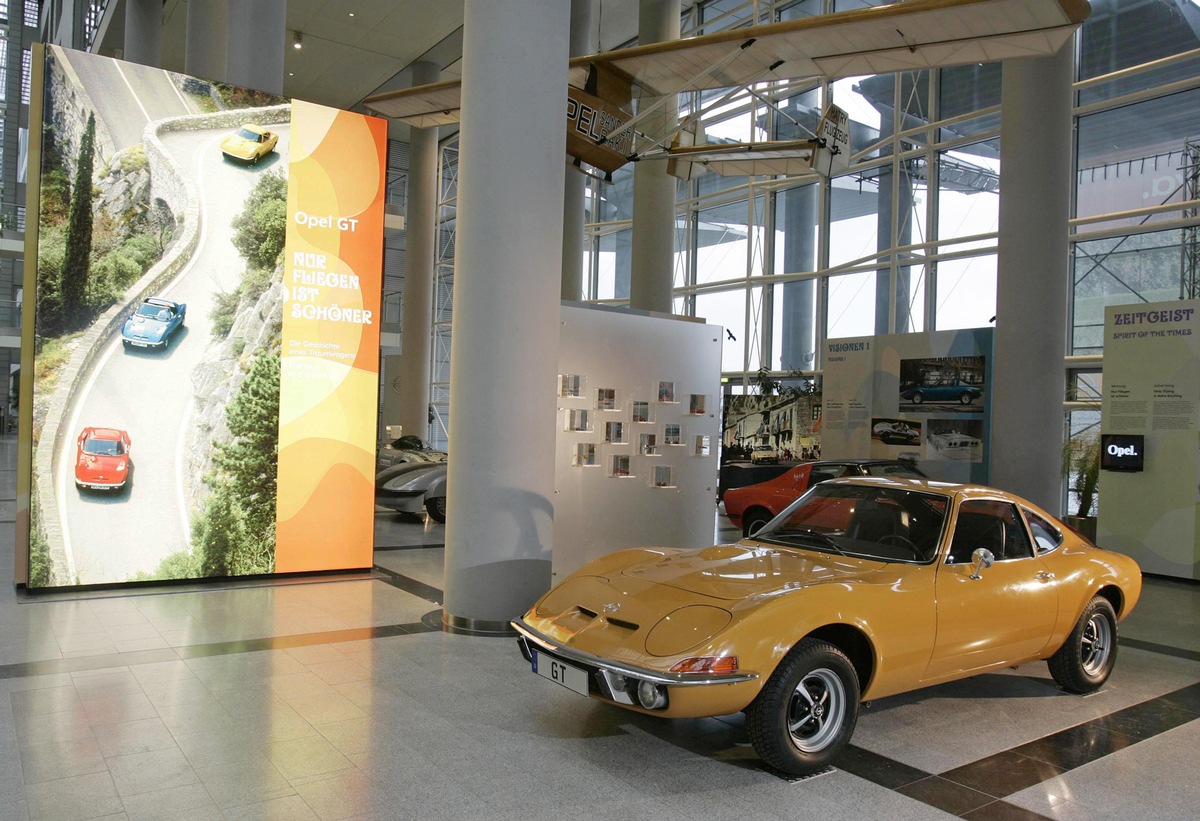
left=2, top=437, right=1198, bottom=819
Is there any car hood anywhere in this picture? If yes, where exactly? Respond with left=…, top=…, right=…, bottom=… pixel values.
left=125, top=315, right=167, bottom=334
left=528, top=544, right=885, bottom=661
left=77, top=453, right=127, bottom=476
left=221, top=135, right=257, bottom=156
left=620, top=543, right=882, bottom=600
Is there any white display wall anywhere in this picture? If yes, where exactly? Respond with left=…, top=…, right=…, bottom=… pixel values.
left=553, top=305, right=722, bottom=580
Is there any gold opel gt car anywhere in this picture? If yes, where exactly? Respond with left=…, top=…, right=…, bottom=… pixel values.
left=220, top=124, right=278, bottom=164
left=514, top=477, right=1142, bottom=775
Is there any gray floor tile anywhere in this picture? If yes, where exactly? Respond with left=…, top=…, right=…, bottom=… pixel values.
left=106, top=747, right=199, bottom=797
left=24, top=770, right=125, bottom=821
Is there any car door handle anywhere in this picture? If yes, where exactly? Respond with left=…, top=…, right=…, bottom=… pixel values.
left=1036, top=571, right=1055, bottom=582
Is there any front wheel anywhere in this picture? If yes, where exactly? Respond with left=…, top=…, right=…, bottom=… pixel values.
left=909, top=391, right=923, bottom=404
left=959, top=392, right=974, bottom=405
left=425, top=494, right=447, bottom=523
left=1048, top=596, right=1117, bottom=693
left=746, top=638, right=859, bottom=775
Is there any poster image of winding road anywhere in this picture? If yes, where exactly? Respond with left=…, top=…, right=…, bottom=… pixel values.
left=30, top=45, right=293, bottom=587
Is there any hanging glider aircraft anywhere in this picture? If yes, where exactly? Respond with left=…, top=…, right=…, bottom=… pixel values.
left=364, top=0, right=1089, bottom=181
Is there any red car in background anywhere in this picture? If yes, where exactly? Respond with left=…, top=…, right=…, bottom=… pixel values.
left=723, top=458, right=926, bottom=536
left=74, top=427, right=132, bottom=492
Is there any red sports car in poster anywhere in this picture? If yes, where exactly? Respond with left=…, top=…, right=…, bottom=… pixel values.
left=74, top=427, right=132, bottom=492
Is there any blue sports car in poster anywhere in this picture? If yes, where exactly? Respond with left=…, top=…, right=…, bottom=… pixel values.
left=121, top=297, right=186, bottom=349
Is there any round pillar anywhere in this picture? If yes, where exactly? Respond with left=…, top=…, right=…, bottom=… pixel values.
left=397, top=62, right=441, bottom=443
left=226, top=0, right=285, bottom=96
left=443, top=0, right=570, bottom=632
left=562, top=0, right=594, bottom=301
left=629, top=0, right=680, bottom=314
left=184, top=0, right=227, bottom=83
left=991, top=45, right=1074, bottom=511
left=123, top=0, right=162, bottom=67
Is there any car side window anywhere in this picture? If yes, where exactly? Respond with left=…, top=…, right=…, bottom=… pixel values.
left=1023, top=509, right=1064, bottom=554
left=946, top=500, right=1034, bottom=564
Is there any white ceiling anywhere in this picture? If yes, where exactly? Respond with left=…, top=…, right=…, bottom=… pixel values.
left=97, top=0, right=641, bottom=117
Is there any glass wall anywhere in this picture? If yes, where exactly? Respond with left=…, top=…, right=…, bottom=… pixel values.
left=426, top=0, right=1200, bottom=408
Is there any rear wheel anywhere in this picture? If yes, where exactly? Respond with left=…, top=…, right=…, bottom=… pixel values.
left=746, top=638, right=859, bottom=775
left=959, top=392, right=974, bottom=405
left=909, top=391, right=924, bottom=404
left=425, top=494, right=447, bottom=523
left=1048, top=596, right=1117, bottom=693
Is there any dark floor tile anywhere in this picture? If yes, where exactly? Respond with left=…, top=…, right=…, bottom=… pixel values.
left=896, top=776, right=994, bottom=816
left=1012, top=722, right=1137, bottom=770
left=1093, top=699, right=1197, bottom=741
left=837, top=744, right=930, bottom=789
left=941, top=750, right=1065, bottom=799
left=962, top=799, right=1054, bottom=821
left=1159, top=682, right=1200, bottom=715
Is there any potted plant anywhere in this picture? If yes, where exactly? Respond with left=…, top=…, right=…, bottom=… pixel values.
left=1062, top=432, right=1100, bottom=541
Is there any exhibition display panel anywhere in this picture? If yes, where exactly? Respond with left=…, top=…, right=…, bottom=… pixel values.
left=17, top=45, right=386, bottom=587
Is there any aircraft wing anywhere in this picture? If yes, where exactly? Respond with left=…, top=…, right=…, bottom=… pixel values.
left=641, top=140, right=820, bottom=177
left=365, top=0, right=1088, bottom=124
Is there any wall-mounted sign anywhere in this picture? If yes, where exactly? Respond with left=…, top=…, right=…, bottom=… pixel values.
left=1100, top=433, right=1144, bottom=472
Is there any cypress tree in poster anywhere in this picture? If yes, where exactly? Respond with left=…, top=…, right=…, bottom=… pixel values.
left=61, top=112, right=96, bottom=326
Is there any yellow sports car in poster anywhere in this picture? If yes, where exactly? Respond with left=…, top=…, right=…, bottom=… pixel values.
left=220, top=124, right=279, bottom=164
left=514, top=477, right=1142, bottom=775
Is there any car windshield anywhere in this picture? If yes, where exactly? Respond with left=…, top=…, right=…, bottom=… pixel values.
left=752, top=483, right=948, bottom=564
left=237, top=128, right=262, bottom=141
left=136, top=303, right=166, bottom=318
left=83, top=437, right=124, bottom=456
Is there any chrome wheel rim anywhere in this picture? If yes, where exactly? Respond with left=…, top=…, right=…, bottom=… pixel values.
left=787, top=668, right=845, bottom=752
left=1081, top=612, right=1112, bottom=677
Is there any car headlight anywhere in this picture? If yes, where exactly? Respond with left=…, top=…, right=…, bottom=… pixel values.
left=644, top=606, right=731, bottom=656
left=116, top=462, right=127, bottom=471
left=382, top=474, right=428, bottom=492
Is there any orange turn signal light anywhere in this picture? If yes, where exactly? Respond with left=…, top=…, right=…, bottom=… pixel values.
left=670, top=656, right=739, bottom=675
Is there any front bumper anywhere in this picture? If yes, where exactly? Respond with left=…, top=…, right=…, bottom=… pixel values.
left=374, top=490, right=424, bottom=514
left=75, top=476, right=126, bottom=490
left=512, top=619, right=759, bottom=715
left=122, top=333, right=166, bottom=348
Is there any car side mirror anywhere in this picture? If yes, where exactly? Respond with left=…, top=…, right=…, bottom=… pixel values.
left=969, top=548, right=995, bottom=580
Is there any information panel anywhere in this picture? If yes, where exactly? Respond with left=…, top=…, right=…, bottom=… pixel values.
left=1097, top=300, right=1200, bottom=579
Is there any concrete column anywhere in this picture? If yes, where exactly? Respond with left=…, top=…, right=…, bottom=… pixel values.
left=184, top=0, right=227, bottom=83
left=629, top=0, right=680, bottom=313
left=443, top=0, right=570, bottom=632
left=397, top=62, right=440, bottom=443
left=991, top=45, right=1073, bottom=512
left=562, top=0, right=593, bottom=301
left=123, top=0, right=162, bottom=67
left=226, top=0, right=285, bottom=96
left=780, top=184, right=818, bottom=370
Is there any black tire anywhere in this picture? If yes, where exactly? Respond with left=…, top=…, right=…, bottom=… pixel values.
left=425, top=494, right=446, bottom=523
left=742, top=508, right=773, bottom=538
left=162, top=333, right=169, bottom=350
left=959, top=392, right=974, bottom=405
left=746, top=638, right=859, bottom=775
left=909, top=391, right=923, bottom=404
left=1048, top=596, right=1117, bottom=693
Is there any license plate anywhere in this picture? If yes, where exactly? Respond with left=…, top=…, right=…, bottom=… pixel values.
left=531, top=648, right=589, bottom=697
left=130, top=341, right=148, bottom=348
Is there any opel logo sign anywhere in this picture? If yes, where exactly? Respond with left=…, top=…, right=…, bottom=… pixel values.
left=602, top=602, right=621, bottom=614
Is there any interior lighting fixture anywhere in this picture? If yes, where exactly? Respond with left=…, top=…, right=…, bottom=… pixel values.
left=293, top=31, right=303, bottom=49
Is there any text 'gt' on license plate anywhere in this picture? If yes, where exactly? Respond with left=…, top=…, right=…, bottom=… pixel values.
left=531, top=648, right=588, bottom=697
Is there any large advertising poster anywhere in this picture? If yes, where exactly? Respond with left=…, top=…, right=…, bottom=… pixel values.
left=1097, top=300, right=1200, bottom=580
left=19, top=46, right=385, bottom=587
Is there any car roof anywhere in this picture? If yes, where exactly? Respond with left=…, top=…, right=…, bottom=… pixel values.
left=143, top=297, right=176, bottom=308
left=241, top=124, right=268, bottom=134
left=821, top=475, right=987, bottom=496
